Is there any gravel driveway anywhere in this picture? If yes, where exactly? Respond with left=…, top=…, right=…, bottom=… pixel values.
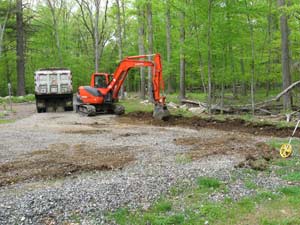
left=0, top=111, right=263, bottom=224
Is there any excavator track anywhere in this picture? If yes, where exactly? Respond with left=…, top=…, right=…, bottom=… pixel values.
left=76, top=104, right=97, bottom=116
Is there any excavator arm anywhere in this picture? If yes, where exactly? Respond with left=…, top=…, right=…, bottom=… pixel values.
left=102, top=54, right=165, bottom=104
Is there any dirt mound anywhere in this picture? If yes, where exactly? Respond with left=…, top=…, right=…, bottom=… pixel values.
left=119, top=112, right=297, bottom=138
left=0, top=143, right=134, bottom=187
left=174, top=135, right=279, bottom=170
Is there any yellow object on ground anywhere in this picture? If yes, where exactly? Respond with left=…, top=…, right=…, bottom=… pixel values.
left=280, top=144, right=293, bottom=158
left=279, top=120, right=300, bottom=158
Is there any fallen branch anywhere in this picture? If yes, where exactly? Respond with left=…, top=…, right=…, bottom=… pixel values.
left=274, top=80, right=300, bottom=101
left=285, top=110, right=300, bottom=122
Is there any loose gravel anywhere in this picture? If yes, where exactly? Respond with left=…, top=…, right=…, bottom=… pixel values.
left=0, top=111, right=284, bottom=224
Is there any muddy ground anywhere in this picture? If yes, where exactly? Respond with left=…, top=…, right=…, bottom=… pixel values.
left=119, top=111, right=299, bottom=138
left=0, top=143, right=134, bottom=187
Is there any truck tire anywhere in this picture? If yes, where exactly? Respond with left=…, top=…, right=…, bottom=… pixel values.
left=56, top=106, right=65, bottom=112
left=46, top=104, right=55, bottom=112
left=37, top=108, right=43, bottom=113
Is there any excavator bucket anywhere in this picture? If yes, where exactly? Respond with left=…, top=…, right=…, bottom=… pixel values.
left=153, top=104, right=170, bottom=120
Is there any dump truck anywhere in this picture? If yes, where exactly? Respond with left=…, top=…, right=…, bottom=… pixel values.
left=35, top=68, right=73, bottom=113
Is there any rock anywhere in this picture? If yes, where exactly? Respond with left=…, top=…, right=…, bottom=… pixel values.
left=188, top=107, right=206, bottom=114
left=167, top=102, right=178, bottom=109
left=179, top=104, right=188, bottom=110
left=140, top=100, right=150, bottom=105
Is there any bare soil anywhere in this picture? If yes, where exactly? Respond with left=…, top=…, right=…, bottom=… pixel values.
left=0, top=143, right=134, bottom=187
left=119, top=111, right=299, bottom=138
left=0, top=107, right=284, bottom=187
left=0, top=102, right=36, bottom=120
left=119, top=112, right=284, bottom=170
left=174, top=134, right=279, bottom=170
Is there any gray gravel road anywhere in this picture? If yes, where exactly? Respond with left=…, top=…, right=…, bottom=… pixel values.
left=0, top=112, right=268, bottom=224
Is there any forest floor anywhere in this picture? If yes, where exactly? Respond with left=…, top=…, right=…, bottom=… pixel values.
left=0, top=102, right=299, bottom=224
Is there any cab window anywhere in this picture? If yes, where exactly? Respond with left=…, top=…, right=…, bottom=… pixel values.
left=95, top=75, right=107, bottom=88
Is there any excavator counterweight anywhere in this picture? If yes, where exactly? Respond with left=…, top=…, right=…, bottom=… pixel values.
left=76, top=53, right=170, bottom=120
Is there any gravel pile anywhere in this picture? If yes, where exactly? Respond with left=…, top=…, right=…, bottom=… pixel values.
left=0, top=112, right=279, bottom=224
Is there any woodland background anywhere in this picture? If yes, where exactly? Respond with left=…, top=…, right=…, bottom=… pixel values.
left=0, top=0, right=300, bottom=111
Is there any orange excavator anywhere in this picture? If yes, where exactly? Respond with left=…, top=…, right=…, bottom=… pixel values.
left=75, top=53, right=170, bottom=120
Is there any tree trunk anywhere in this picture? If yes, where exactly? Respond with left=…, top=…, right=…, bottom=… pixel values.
left=94, top=0, right=100, bottom=72
left=166, top=0, right=173, bottom=94
left=138, top=4, right=146, bottom=99
left=278, top=0, right=292, bottom=110
left=46, top=0, right=63, bottom=66
left=266, top=0, right=273, bottom=97
left=146, top=0, right=153, bottom=101
left=179, top=6, right=185, bottom=101
left=116, top=0, right=125, bottom=99
left=247, top=14, right=255, bottom=115
left=75, top=0, right=108, bottom=72
left=240, top=48, right=247, bottom=96
left=198, top=51, right=207, bottom=94
left=221, top=52, right=226, bottom=115
left=0, top=1, right=11, bottom=59
left=121, top=0, right=129, bottom=94
left=228, top=44, right=237, bottom=99
left=207, top=0, right=213, bottom=115
left=16, top=0, right=25, bottom=96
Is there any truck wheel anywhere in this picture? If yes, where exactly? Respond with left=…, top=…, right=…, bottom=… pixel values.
left=37, top=108, right=43, bottom=113
left=46, top=106, right=55, bottom=112
left=65, top=106, right=74, bottom=111
left=56, top=106, right=65, bottom=112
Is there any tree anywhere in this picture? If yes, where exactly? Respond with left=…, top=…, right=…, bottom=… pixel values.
left=116, top=0, right=125, bottom=99
left=179, top=3, right=185, bottom=101
left=16, top=0, right=25, bottom=96
left=75, top=0, right=109, bottom=72
left=0, top=0, right=11, bottom=59
left=137, top=2, right=146, bottom=99
left=207, top=0, right=213, bottom=115
left=278, top=0, right=292, bottom=110
left=146, top=0, right=153, bottom=101
left=46, top=0, right=63, bottom=66
left=165, top=0, right=173, bottom=93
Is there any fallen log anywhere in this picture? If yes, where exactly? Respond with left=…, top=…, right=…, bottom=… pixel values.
left=274, top=80, right=300, bottom=101
left=181, top=99, right=199, bottom=106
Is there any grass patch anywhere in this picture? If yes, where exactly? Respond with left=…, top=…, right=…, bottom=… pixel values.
left=280, top=186, right=300, bottom=196
left=0, top=94, right=35, bottom=104
left=175, top=154, right=192, bottom=164
left=108, top=183, right=300, bottom=225
left=153, top=200, right=172, bottom=213
left=197, top=177, right=221, bottom=189
left=245, top=180, right=258, bottom=190
left=267, top=139, right=300, bottom=182
left=282, top=171, right=300, bottom=182
left=0, top=119, right=14, bottom=124
left=119, top=99, right=153, bottom=113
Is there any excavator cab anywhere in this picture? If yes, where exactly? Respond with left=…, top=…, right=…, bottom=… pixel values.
left=90, top=73, right=110, bottom=88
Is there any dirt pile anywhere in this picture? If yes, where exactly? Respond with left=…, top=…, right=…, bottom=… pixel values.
left=174, top=135, right=279, bottom=170
left=120, top=112, right=298, bottom=138
left=0, top=143, right=134, bottom=187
